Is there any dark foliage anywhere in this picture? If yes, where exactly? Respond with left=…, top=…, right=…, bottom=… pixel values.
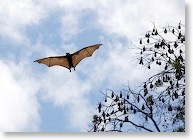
left=90, top=23, right=185, bottom=132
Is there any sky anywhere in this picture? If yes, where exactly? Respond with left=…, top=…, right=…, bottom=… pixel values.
left=0, top=0, right=185, bottom=132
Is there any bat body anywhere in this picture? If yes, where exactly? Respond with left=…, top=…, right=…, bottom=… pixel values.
left=34, top=44, right=102, bottom=72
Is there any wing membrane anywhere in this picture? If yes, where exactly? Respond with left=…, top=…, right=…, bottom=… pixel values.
left=34, top=56, right=70, bottom=69
left=72, top=44, right=102, bottom=67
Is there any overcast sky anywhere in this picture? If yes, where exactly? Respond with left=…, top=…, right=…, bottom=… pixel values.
left=0, top=0, right=185, bottom=132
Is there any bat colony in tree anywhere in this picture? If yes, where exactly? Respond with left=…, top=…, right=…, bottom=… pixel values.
left=34, top=44, right=102, bottom=72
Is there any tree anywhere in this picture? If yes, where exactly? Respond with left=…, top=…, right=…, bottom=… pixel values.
left=90, top=23, right=185, bottom=132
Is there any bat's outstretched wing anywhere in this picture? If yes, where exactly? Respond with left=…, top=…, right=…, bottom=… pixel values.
left=34, top=44, right=102, bottom=71
left=34, top=56, right=70, bottom=69
left=72, top=44, right=102, bottom=67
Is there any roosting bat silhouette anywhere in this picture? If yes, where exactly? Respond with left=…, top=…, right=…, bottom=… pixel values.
left=34, top=44, right=102, bottom=72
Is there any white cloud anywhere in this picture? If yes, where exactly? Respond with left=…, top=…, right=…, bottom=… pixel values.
left=0, top=0, right=46, bottom=43
left=0, top=60, right=40, bottom=132
left=35, top=0, right=184, bottom=131
left=0, top=0, right=185, bottom=132
left=37, top=67, right=93, bottom=130
left=60, top=13, right=82, bottom=41
left=65, top=97, right=94, bottom=131
left=40, top=69, right=91, bottom=106
left=95, top=0, right=185, bottom=41
left=70, top=0, right=185, bottom=89
left=0, top=0, right=184, bottom=43
left=79, top=41, right=159, bottom=92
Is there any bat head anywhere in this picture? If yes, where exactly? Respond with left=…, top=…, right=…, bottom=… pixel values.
left=66, top=52, right=70, bottom=56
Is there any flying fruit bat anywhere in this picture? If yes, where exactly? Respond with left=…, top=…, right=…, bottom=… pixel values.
left=34, top=44, right=102, bottom=72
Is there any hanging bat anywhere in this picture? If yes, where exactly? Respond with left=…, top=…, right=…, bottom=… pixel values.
left=34, top=44, right=102, bottom=72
